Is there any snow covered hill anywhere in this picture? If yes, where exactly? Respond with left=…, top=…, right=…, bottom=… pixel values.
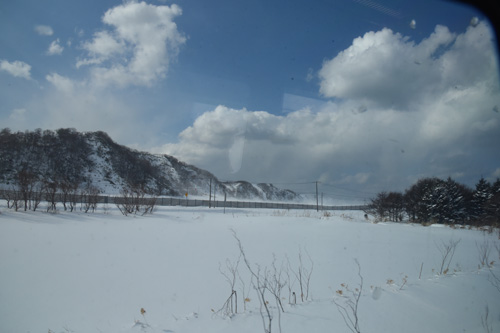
left=0, top=128, right=297, bottom=200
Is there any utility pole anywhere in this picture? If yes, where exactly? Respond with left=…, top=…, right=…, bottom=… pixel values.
left=316, top=181, right=319, bottom=212
left=224, top=190, right=227, bottom=214
left=209, top=178, right=212, bottom=208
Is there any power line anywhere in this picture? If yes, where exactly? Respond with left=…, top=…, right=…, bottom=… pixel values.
left=210, top=178, right=378, bottom=199
left=256, top=181, right=317, bottom=185
left=320, top=182, right=378, bottom=195
left=218, top=180, right=317, bottom=185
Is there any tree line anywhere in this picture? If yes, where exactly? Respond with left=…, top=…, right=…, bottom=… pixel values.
left=365, top=177, right=500, bottom=226
left=0, top=169, right=157, bottom=215
left=0, top=127, right=93, bottom=186
left=1, top=169, right=101, bottom=213
left=0, top=128, right=177, bottom=196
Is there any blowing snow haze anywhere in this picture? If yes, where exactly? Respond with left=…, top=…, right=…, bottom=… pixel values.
left=1, top=0, right=499, bottom=199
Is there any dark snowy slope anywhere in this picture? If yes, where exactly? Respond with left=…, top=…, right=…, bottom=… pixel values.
left=0, top=128, right=297, bottom=200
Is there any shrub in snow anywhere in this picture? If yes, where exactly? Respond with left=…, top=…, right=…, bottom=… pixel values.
left=332, top=259, right=363, bottom=333
left=115, top=186, right=157, bottom=216
left=436, top=238, right=461, bottom=275
left=222, top=230, right=314, bottom=333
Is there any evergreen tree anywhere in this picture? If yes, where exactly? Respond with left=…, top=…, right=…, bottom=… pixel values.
left=442, top=177, right=472, bottom=224
left=402, top=177, right=472, bottom=224
left=484, top=178, right=500, bottom=225
left=471, top=177, right=492, bottom=222
left=404, top=178, right=434, bottom=222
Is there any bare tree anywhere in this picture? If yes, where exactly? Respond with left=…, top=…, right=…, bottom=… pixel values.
left=2, top=188, right=10, bottom=209
left=225, top=231, right=315, bottom=333
left=238, top=266, right=253, bottom=312
left=116, top=186, right=157, bottom=216
left=17, top=169, right=37, bottom=211
left=9, top=172, right=43, bottom=212
left=268, top=255, right=286, bottom=313
left=365, top=191, right=405, bottom=222
left=142, top=195, right=157, bottom=215
left=289, top=247, right=314, bottom=302
left=267, top=256, right=287, bottom=333
left=253, top=265, right=273, bottom=333
left=81, top=184, right=100, bottom=213
left=45, top=180, right=58, bottom=212
left=12, top=186, right=22, bottom=211
left=488, top=242, right=500, bottom=293
left=67, top=183, right=79, bottom=212
left=115, top=187, right=135, bottom=216
left=59, top=180, right=79, bottom=211
left=488, top=268, right=500, bottom=293
left=30, top=181, right=44, bottom=211
left=332, top=259, right=363, bottom=333
left=481, top=304, right=493, bottom=333
left=5, top=186, right=22, bottom=210
left=284, top=256, right=296, bottom=304
left=476, top=238, right=492, bottom=268
left=436, top=239, right=461, bottom=275
left=216, top=254, right=241, bottom=317
left=232, top=230, right=273, bottom=333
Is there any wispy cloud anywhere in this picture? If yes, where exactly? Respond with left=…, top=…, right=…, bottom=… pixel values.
left=351, top=0, right=402, bottom=18
left=34, top=25, right=53, bottom=36
left=9, top=108, right=27, bottom=121
left=46, top=73, right=74, bottom=92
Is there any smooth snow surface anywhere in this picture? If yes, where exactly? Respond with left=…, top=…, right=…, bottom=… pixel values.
left=1, top=205, right=499, bottom=333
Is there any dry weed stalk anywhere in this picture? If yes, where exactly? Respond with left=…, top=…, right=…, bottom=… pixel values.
left=289, top=247, right=314, bottom=302
left=477, top=238, right=492, bottom=268
left=333, top=259, right=363, bottom=333
left=436, top=238, right=461, bottom=275
left=231, top=230, right=273, bottom=333
left=216, top=255, right=241, bottom=317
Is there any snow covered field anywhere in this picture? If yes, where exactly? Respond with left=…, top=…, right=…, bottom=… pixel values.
left=1, top=204, right=499, bottom=333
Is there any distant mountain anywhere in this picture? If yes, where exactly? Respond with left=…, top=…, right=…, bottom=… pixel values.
left=0, top=128, right=297, bottom=201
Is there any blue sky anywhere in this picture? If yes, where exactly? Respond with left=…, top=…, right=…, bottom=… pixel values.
left=1, top=0, right=499, bottom=200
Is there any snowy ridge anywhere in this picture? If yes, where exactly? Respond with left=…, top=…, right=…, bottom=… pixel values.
left=0, top=128, right=298, bottom=200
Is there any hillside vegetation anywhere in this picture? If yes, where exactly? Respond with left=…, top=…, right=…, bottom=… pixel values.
left=0, top=128, right=296, bottom=200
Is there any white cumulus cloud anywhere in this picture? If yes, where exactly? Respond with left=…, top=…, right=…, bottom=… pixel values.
left=318, top=21, right=498, bottom=112
left=77, top=0, right=186, bottom=88
left=319, top=24, right=462, bottom=110
left=161, top=21, right=500, bottom=192
left=47, top=39, right=64, bottom=55
left=77, top=31, right=125, bottom=68
left=0, top=59, right=32, bottom=79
